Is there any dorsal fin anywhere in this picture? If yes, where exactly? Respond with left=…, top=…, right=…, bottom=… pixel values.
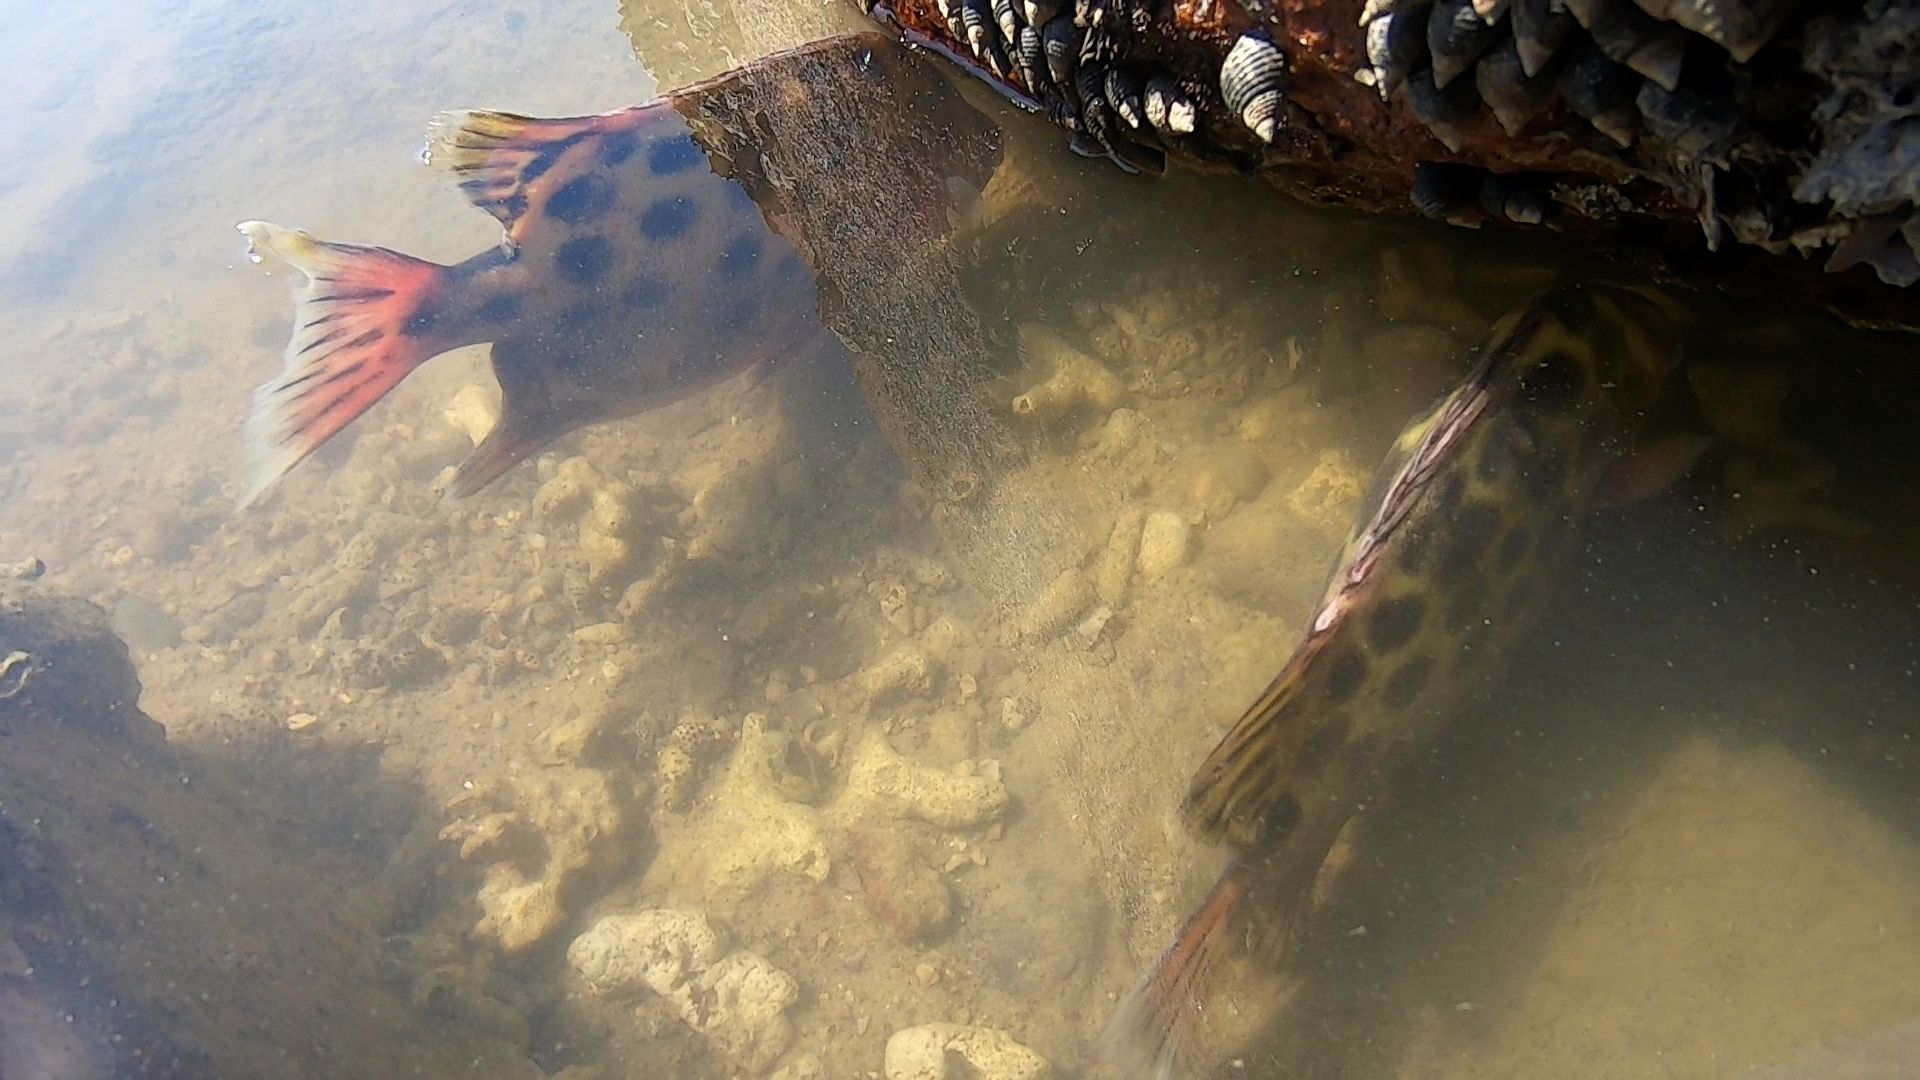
left=1181, top=633, right=1334, bottom=847
left=422, top=105, right=676, bottom=245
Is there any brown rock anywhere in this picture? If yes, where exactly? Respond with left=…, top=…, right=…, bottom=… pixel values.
left=848, top=823, right=953, bottom=942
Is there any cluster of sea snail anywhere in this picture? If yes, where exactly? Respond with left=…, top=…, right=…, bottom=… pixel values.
left=932, top=0, right=1200, bottom=174
left=918, top=0, right=1919, bottom=286
left=1359, top=0, right=1784, bottom=154
left=932, top=0, right=1780, bottom=217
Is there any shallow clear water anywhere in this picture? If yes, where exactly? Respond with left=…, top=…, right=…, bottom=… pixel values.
left=0, top=1, right=1914, bottom=1078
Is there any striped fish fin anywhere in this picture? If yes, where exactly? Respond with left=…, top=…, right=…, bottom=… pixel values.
left=1102, top=866, right=1251, bottom=1080
left=236, top=221, right=451, bottom=506
left=1181, top=633, right=1334, bottom=846
left=422, top=105, right=674, bottom=245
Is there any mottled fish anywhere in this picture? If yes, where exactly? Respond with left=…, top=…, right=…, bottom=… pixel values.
left=238, top=33, right=1000, bottom=504
left=1106, top=283, right=1692, bottom=1078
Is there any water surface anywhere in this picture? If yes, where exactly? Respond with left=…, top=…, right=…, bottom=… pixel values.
left=0, top=1, right=1914, bottom=1077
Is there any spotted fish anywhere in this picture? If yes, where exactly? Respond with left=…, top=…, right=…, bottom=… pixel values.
left=1105, top=283, right=1692, bottom=1078
left=238, top=33, right=1000, bottom=504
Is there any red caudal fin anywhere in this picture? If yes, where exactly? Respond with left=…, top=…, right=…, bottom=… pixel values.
left=1102, top=867, right=1251, bottom=1080
left=237, top=221, right=451, bottom=506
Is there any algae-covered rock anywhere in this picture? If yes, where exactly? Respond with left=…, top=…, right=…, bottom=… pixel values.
left=0, top=580, right=156, bottom=741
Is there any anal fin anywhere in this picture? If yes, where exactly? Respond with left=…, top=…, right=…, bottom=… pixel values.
left=1103, top=866, right=1252, bottom=1080
left=447, top=421, right=545, bottom=499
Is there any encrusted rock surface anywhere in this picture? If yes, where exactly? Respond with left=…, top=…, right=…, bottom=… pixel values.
left=857, top=0, right=1920, bottom=331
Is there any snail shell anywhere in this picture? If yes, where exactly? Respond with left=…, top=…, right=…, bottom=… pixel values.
left=1221, top=32, right=1287, bottom=142
left=1512, top=0, right=1577, bottom=77
left=1015, top=24, right=1050, bottom=93
left=1075, top=58, right=1117, bottom=144
left=1475, top=38, right=1559, bottom=135
left=992, top=0, right=1022, bottom=49
left=1143, top=74, right=1196, bottom=136
left=1411, top=161, right=1485, bottom=224
left=1377, top=1, right=1436, bottom=98
left=1364, top=15, right=1395, bottom=99
left=1635, top=78, right=1739, bottom=162
left=1105, top=65, right=1145, bottom=128
left=1021, top=0, right=1063, bottom=25
left=1479, top=172, right=1548, bottom=224
left=1358, top=0, right=1398, bottom=25
left=1663, top=0, right=1794, bottom=62
left=1571, top=0, right=1686, bottom=91
left=1427, top=0, right=1505, bottom=89
left=1405, top=63, right=1481, bottom=152
left=960, top=0, right=996, bottom=60
left=1041, top=15, right=1081, bottom=91
left=937, top=0, right=968, bottom=40
left=1557, top=39, right=1641, bottom=147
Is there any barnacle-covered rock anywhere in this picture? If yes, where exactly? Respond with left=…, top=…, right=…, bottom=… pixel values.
left=854, top=0, right=1920, bottom=331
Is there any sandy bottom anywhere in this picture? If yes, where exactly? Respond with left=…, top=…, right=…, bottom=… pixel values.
left=0, top=1, right=1914, bottom=1078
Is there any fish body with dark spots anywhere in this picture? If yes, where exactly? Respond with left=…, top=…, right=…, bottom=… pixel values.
left=240, top=104, right=829, bottom=502
left=236, top=32, right=1001, bottom=506
left=1104, top=283, right=1692, bottom=1079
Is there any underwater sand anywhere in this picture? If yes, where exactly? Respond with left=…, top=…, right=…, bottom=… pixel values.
left=0, top=1, right=1914, bottom=1077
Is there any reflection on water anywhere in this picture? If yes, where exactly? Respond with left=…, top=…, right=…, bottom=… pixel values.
left=0, top=1, right=1915, bottom=1078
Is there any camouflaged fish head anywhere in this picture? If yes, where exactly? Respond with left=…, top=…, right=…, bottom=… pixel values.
left=236, top=32, right=1000, bottom=505
left=1106, top=282, right=1690, bottom=1079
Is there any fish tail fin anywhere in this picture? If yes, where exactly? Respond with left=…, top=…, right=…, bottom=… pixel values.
left=1102, top=867, right=1250, bottom=1080
left=237, top=220, right=451, bottom=506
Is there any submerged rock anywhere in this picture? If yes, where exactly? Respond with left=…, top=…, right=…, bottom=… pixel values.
left=883, top=1023, right=1052, bottom=1080
left=568, top=910, right=799, bottom=1074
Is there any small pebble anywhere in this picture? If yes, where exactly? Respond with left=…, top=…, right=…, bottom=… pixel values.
left=1136, top=511, right=1192, bottom=580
